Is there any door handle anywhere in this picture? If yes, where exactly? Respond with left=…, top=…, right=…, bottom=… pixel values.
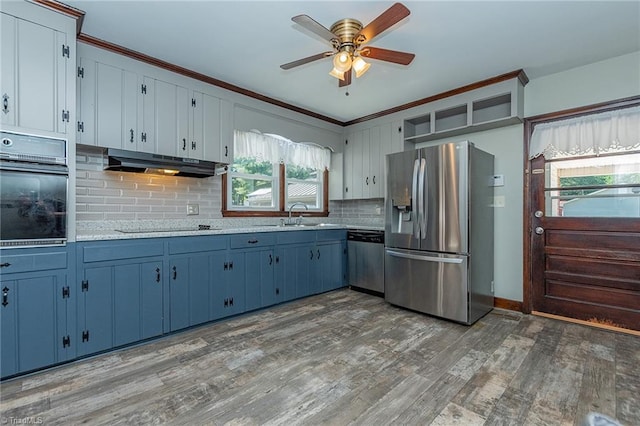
left=535, top=227, right=544, bottom=235
left=412, top=159, right=420, bottom=239
left=534, top=210, right=544, bottom=218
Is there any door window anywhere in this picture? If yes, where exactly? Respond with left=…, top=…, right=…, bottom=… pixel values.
left=545, top=152, right=640, bottom=217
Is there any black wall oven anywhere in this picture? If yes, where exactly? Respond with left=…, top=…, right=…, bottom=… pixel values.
left=0, top=131, right=68, bottom=247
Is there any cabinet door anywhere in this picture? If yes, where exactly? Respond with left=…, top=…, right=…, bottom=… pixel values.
left=351, top=130, right=365, bottom=199
left=140, top=262, right=163, bottom=339
left=1, top=272, right=67, bottom=378
left=219, top=98, right=233, bottom=163
left=1, top=279, right=18, bottom=377
left=1, top=14, right=68, bottom=134
left=227, top=253, right=245, bottom=316
left=187, top=254, right=211, bottom=326
left=274, top=246, right=296, bottom=303
left=78, top=267, right=113, bottom=356
left=321, top=242, right=346, bottom=292
left=368, top=126, right=383, bottom=198
left=200, top=92, right=221, bottom=162
left=154, top=79, right=179, bottom=156
left=245, top=249, right=275, bottom=310
left=309, top=246, right=323, bottom=295
left=295, top=245, right=313, bottom=298
left=169, top=257, right=189, bottom=331
left=343, top=134, right=354, bottom=199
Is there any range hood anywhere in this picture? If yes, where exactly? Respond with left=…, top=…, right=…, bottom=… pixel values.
left=105, top=148, right=225, bottom=178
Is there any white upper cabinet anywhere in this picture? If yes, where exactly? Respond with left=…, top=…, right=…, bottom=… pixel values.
left=343, top=123, right=392, bottom=200
left=77, top=45, right=233, bottom=163
left=1, top=4, right=75, bottom=136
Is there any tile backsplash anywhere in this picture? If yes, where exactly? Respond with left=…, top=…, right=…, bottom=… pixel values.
left=76, top=146, right=222, bottom=222
left=76, top=145, right=384, bottom=227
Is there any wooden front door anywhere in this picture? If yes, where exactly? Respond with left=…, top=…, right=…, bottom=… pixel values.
left=528, top=149, right=640, bottom=332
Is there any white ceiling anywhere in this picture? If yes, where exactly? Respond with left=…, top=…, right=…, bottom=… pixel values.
left=64, top=0, right=640, bottom=124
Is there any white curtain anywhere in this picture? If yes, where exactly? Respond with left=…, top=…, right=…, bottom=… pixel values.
left=529, top=106, right=640, bottom=160
left=234, top=130, right=331, bottom=170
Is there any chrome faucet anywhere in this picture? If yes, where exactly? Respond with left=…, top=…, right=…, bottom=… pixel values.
left=287, top=202, right=308, bottom=225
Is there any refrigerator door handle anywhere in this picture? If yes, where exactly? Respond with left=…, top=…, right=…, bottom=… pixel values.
left=412, top=158, right=420, bottom=238
left=418, top=158, right=427, bottom=239
left=386, top=249, right=464, bottom=264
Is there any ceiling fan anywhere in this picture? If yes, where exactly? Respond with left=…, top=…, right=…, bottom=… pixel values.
left=280, top=2, right=415, bottom=87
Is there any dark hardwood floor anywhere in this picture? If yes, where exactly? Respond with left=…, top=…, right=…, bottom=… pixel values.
left=1, top=289, right=638, bottom=425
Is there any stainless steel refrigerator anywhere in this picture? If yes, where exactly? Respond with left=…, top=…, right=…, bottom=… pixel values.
left=384, top=141, right=494, bottom=325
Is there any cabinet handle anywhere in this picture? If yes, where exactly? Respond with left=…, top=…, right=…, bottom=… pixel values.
left=275, top=288, right=280, bottom=295
left=2, top=287, right=8, bottom=307
left=0, top=262, right=11, bottom=268
left=229, top=297, right=234, bottom=306
left=275, top=256, right=279, bottom=264
left=224, top=298, right=228, bottom=307
left=224, top=262, right=228, bottom=270
left=229, top=261, right=233, bottom=270
left=191, top=141, right=196, bottom=150
left=248, top=239, right=258, bottom=244
left=309, top=250, right=313, bottom=260
left=225, top=145, right=228, bottom=157
left=366, top=176, right=369, bottom=185
left=2, top=93, right=9, bottom=115
left=156, top=268, right=160, bottom=283
left=182, top=138, right=186, bottom=151
left=373, top=175, right=376, bottom=185
left=130, top=129, right=134, bottom=143
left=141, top=132, right=147, bottom=142
left=269, top=254, right=273, bottom=265
left=172, top=266, right=177, bottom=280
left=317, top=249, right=321, bottom=259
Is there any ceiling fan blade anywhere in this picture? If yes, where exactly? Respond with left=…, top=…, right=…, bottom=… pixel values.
left=280, top=52, right=333, bottom=70
left=339, top=69, right=352, bottom=87
left=356, top=3, right=410, bottom=45
left=361, top=47, right=415, bottom=65
left=292, top=14, right=338, bottom=43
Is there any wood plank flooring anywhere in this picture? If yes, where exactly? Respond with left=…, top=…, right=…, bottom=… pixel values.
left=1, top=289, right=639, bottom=425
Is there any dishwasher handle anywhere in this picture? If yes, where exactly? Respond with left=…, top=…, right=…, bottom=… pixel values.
left=385, top=249, right=464, bottom=264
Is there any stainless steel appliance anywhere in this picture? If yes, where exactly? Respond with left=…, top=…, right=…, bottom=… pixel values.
left=384, top=141, right=494, bottom=324
left=0, top=131, right=68, bottom=247
left=347, top=229, right=384, bottom=295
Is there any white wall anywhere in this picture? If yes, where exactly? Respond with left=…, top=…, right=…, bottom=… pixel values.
left=525, top=51, right=640, bottom=117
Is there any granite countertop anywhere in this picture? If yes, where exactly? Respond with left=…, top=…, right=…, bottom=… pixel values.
left=75, top=219, right=383, bottom=241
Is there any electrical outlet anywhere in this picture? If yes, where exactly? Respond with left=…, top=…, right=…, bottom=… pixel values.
left=492, top=196, right=505, bottom=208
left=187, top=204, right=199, bottom=215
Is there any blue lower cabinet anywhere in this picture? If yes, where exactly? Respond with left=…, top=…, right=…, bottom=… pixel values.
left=76, top=240, right=165, bottom=357
left=273, top=245, right=298, bottom=303
left=0, top=245, right=73, bottom=379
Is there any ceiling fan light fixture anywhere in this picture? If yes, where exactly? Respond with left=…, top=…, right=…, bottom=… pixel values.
left=329, top=67, right=345, bottom=80
left=352, top=56, right=370, bottom=78
left=333, top=51, right=352, bottom=73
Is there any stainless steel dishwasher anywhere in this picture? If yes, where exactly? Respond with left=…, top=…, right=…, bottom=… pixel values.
left=347, top=229, right=385, bottom=295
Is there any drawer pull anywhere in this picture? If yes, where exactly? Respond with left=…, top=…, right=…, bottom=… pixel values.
left=2, top=287, right=8, bottom=307
left=248, top=239, right=259, bottom=244
left=0, top=262, right=11, bottom=268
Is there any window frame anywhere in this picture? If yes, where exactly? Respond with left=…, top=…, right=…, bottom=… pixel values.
left=222, top=163, right=329, bottom=217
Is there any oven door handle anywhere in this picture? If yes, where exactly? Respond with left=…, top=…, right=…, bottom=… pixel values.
left=0, top=162, right=69, bottom=175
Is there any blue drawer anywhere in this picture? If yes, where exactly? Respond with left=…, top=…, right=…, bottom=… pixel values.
left=0, top=247, right=67, bottom=274
left=168, top=235, right=228, bottom=254
left=81, top=240, right=164, bottom=263
left=230, top=233, right=277, bottom=249
left=316, top=229, right=347, bottom=242
left=277, top=230, right=316, bottom=245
